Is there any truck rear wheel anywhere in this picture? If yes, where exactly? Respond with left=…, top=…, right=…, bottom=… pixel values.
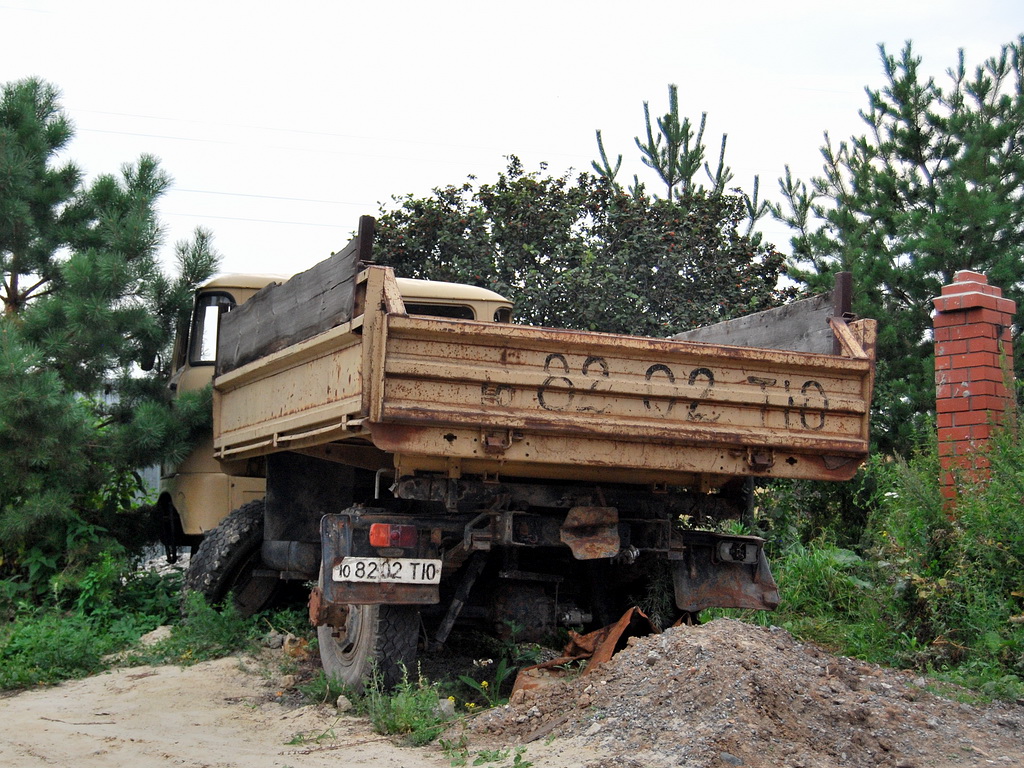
left=185, top=500, right=280, bottom=617
left=316, top=568, right=419, bottom=689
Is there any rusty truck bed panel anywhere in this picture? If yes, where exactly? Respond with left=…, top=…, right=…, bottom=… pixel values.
left=213, top=267, right=875, bottom=487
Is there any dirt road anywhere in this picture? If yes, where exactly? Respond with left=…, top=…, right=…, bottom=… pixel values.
left=0, top=655, right=459, bottom=768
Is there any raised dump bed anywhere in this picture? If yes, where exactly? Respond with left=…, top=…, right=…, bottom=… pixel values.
left=213, top=265, right=875, bottom=492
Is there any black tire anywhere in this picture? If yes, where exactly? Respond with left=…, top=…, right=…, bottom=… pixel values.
left=316, top=566, right=420, bottom=689
left=185, top=499, right=281, bottom=618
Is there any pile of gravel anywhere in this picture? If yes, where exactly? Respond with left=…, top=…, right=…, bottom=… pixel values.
left=462, top=618, right=1024, bottom=768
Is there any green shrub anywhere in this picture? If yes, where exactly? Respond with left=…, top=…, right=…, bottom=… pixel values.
left=0, top=553, right=190, bottom=691
left=0, top=607, right=113, bottom=688
left=365, top=666, right=450, bottom=746
left=134, top=591, right=252, bottom=665
left=866, top=423, right=1024, bottom=689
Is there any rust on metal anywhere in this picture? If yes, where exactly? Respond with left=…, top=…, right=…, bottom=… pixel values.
left=308, top=585, right=348, bottom=627
left=559, top=506, right=620, bottom=560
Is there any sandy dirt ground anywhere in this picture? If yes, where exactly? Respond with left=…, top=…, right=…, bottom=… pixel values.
left=3, top=620, right=1023, bottom=768
left=0, top=655, right=457, bottom=768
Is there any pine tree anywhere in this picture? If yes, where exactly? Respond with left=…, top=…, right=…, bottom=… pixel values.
left=773, top=39, right=1024, bottom=454
left=593, top=84, right=771, bottom=237
left=0, top=78, right=219, bottom=597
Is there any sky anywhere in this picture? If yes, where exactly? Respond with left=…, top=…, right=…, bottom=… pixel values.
left=2, top=0, right=1023, bottom=276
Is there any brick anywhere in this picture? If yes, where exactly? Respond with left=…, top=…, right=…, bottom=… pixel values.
left=958, top=351, right=1001, bottom=369
left=933, top=290, right=1015, bottom=314
left=939, top=426, right=974, bottom=442
left=954, top=270, right=989, bottom=284
left=967, top=366, right=1011, bottom=384
left=936, top=412, right=954, bottom=428
left=932, top=312, right=969, bottom=328
left=958, top=380, right=999, bottom=397
left=935, top=339, right=969, bottom=356
left=940, top=280, right=1001, bottom=297
left=937, top=323, right=1000, bottom=341
left=967, top=337, right=1001, bottom=354
left=937, top=397, right=970, bottom=413
left=966, top=306, right=1017, bottom=325
left=970, top=424, right=993, bottom=440
left=968, top=394, right=1013, bottom=413
left=953, top=410, right=993, bottom=426
left=936, top=369, right=971, bottom=386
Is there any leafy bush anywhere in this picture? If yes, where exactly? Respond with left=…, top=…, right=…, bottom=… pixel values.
left=0, top=607, right=112, bottom=688
left=0, top=553, right=184, bottom=689
left=863, top=425, right=1024, bottom=692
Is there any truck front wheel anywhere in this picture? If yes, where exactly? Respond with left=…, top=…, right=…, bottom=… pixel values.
left=185, top=500, right=281, bottom=617
left=316, top=569, right=419, bottom=689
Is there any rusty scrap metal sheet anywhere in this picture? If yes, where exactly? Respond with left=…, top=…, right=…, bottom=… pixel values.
left=511, top=607, right=660, bottom=699
left=559, top=506, right=621, bottom=560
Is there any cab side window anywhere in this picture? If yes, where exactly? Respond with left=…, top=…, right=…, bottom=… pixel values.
left=189, top=293, right=236, bottom=366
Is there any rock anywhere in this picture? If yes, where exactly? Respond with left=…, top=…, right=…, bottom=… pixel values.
left=263, top=631, right=285, bottom=649
left=283, top=634, right=310, bottom=660
left=336, top=694, right=354, bottom=713
left=139, top=625, right=172, bottom=646
left=435, top=697, right=456, bottom=717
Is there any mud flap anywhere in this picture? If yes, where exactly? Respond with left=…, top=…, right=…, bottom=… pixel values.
left=671, top=531, right=780, bottom=612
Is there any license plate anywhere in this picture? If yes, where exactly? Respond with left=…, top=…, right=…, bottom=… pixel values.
left=332, top=557, right=442, bottom=585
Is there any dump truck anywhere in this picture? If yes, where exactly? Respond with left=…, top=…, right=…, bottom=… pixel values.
left=163, top=216, right=876, bottom=687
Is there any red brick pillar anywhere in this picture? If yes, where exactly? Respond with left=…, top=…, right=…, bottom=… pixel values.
left=932, top=271, right=1016, bottom=503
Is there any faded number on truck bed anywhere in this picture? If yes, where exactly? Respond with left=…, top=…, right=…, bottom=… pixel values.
left=333, top=557, right=442, bottom=584
left=504, top=353, right=831, bottom=431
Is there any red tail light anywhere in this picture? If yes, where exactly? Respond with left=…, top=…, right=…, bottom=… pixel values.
left=369, top=523, right=417, bottom=549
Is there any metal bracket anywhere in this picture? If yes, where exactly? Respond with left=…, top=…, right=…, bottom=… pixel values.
left=745, top=447, right=775, bottom=471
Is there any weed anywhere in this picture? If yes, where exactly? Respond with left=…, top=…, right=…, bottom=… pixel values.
left=297, top=670, right=362, bottom=709
left=440, top=734, right=470, bottom=766
left=459, top=657, right=515, bottom=707
left=285, top=722, right=338, bottom=746
left=365, top=665, right=451, bottom=746
left=0, top=606, right=111, bottom=688
left=473, top=748, right=510, bottom=764
left=131, top=591, right=252, bottom=666
left=469, top=746, right=532, bottom=768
